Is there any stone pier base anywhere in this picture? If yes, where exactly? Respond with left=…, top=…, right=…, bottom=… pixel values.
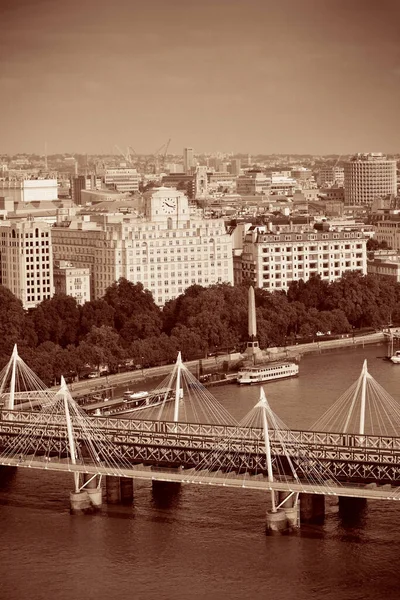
left=70, top=491, right=92, bottom=514
left=266, top=509, right=288, bottom=534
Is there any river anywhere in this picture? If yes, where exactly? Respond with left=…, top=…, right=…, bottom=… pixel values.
left=1, top=343, right=399, bottom=600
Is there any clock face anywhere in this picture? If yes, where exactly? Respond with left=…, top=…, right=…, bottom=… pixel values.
left=161, top=198, right=177, bottom=214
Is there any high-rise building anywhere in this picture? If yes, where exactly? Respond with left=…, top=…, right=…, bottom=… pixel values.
left=0, top=220, right=54, bottom=308
left=229, top=159, right=241, bottom=176
left=344, top=153, right=397, bottom=205
left=239, top=226, right=367, bottom=291
left=52, top=188, right=234, bottom=305
left=183, top=148, right=194, bottom=174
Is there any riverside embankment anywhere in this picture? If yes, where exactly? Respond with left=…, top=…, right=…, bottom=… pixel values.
left=69, top=330, right=389, bottom=398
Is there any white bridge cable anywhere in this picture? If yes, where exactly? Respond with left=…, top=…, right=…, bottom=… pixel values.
left=125, top=360, right=238, bottom=426
left=0, top=349, right=56, bottom=411
left=186, top=389, right=344, bottom=495
left=311, top=362, right=400, bottom=437
left=0, top=383, right=142, bottom=477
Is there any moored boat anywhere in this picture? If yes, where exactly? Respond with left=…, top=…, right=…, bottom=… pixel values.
left=390, top=351, right=400, bottom=364
left=237, top=362, right=299, bottom=385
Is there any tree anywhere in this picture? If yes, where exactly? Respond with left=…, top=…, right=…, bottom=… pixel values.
left=30, top=294, right=80, bottom=347
left=0, top=286, right=26, bottom=361
left=103, top=278, right=162, bottom=334
left=79, top=299, right=115, bottom=339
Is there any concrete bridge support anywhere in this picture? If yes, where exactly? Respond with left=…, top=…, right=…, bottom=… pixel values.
left=299, top=493, right=325, bottom=524
left=266, top=492, right=299, bottom=534
left=278, top=491, right=298, bottom=530
left=84, top=474, right=102, bottom=509
left=70, top=491, right=92, bottom=514
left=266, top=509, right=287, bottom=534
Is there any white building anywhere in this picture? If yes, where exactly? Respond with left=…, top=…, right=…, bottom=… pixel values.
left=0, top=220, right=54, bottom=308
left=0, top=178, right=58, bottom=203
left=53, top=260, right=91, bottom=305
left=240, top=226, right=367, bottom=291
left=344, top=153, right=397, bottom=205
left=52, top=187, right=234, bottom=305
left=104, top=168, right=139, bottom=193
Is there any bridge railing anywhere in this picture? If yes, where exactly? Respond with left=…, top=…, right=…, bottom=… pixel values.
left=2, top=409, right=400, bottom=451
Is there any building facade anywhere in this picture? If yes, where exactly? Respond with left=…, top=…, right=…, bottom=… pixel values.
left=52, top=188, right=234, bottom=305
left=0, top=178, right=58, bottom=203
left=53, top=260, right=91, bottom=305
left=0, top=220, right=54, bottom=308
left=317, top=167, right=344, bottom=187
left=240, top=226, right=367, bottom=291
left=236, top=171, right=270, bottom=196
left=104, top=168, right=139, bottom=193
left=344, top=153, right=397, bottom=206
left=183, top=148, right=195, bottom=174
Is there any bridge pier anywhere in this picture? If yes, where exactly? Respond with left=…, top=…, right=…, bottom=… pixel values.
left=278, top=491, right=298, bottom=530
left=299, top=493, right=325, bottom=524
left=106, top=476, right=134, bottom=504
left=84, top=474, right=102, bottom=509
left=106, top=475, right=121, bottom=504
left=266, top=509, right=287, bottom=534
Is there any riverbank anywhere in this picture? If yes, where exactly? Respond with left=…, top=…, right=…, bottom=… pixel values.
left=269, top=331, right=387, bottom=362
left=69, top=331, right=389, bottom=398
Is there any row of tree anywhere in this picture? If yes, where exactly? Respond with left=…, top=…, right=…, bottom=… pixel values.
left=1, top=271, right=399, bottom=385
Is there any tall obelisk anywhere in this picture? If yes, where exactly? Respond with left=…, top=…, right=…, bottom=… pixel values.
left=245, top=286, right=262, bottom=356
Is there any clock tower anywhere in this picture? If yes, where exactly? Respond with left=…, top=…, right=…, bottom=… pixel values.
left=145, top=187, right=189, bottom=222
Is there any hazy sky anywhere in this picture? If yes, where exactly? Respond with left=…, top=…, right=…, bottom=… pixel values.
left=1, top=0, right=399, bottom=155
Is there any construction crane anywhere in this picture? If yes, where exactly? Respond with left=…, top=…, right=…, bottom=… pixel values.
left=114, top=145, right=134, bottom=167
left=160, top=138, right=171, bottom=171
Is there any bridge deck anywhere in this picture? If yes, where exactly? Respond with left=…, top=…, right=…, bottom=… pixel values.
left=1, top=458, right=399, bottom=502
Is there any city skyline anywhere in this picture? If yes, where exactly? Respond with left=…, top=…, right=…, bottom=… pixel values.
left=1, top=0, right=400, bottom=155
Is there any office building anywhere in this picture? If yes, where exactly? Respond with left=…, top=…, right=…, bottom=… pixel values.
left=183, top=148, right=195, bottom=174
left=317, top=167, right=344, bottom=187
left=344, top=153, right=397, bottom=206
left=104, top=167, right=139, bottom=193
left=0, top=220, right=54, bottom=308
left=52, top=187, right=233, bottom=305
left=236, top=171, right=270, bottom=195
left=239, top=226, right=367, bottom=291
left=53, top=260, right=91, bottom=305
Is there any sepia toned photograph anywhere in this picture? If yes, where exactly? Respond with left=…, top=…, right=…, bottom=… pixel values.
left=0, top=1, right=399, bottom=599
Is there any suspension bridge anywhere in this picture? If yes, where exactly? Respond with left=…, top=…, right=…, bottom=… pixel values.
left=1, top=346, right=400, bottom=532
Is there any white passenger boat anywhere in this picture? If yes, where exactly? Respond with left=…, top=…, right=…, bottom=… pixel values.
left=390, top=351, right=400, bottom=364
left=237, top=362, right=299, bottom=385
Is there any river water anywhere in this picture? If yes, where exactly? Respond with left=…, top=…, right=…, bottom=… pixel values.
left=1, top=343, right=400, bottom=600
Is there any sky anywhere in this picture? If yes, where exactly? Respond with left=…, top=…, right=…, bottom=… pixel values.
left=1, top=0, right=399, bottom=155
